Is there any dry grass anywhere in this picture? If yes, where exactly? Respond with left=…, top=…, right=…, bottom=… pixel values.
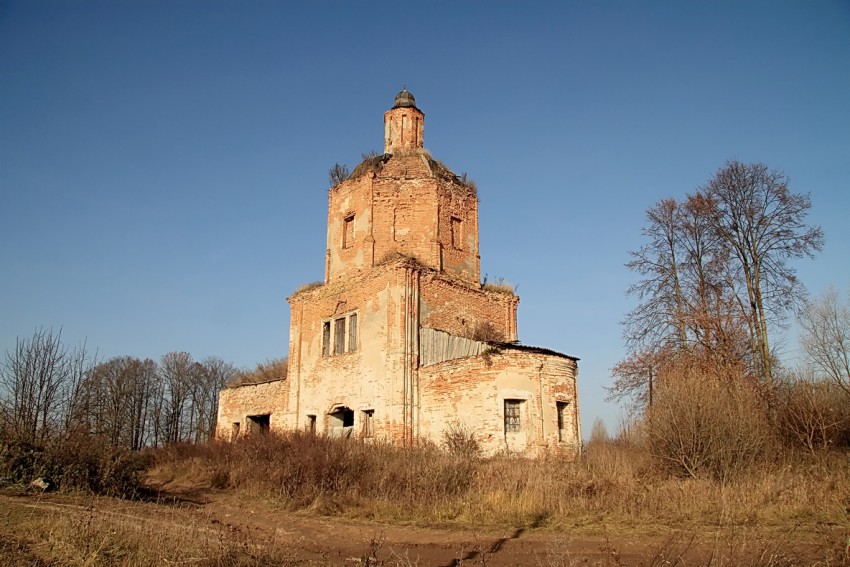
left=2, top=432, right=847, bottom=565
left=0, top=492, right=298, bottom=566
left=146, top=432, right=849, bottom=536
left=292, top=280, right=323, bottom=295
left=482, top=282, right=515, bottom=296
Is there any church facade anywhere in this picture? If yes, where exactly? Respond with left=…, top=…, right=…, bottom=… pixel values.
left=217, top=90, right=581, bottom=456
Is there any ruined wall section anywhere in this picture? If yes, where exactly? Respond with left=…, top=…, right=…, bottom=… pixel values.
left=287, top=261, right=418, bottom=442
left=417, top=349, right=580, bottom=457
left=435, top=179, right=479, bottom=283
left=419, top=271, right=518, bottom=342
left=216, top=379, right=290, bottom=439
left=326, top=173, right=375, bottom=283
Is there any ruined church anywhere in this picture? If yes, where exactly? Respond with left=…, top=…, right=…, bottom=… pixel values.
left=217, top=90, right=581, bottom=456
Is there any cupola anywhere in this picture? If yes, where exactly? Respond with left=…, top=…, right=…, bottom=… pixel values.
left=384, top=88, right=424, bottom=154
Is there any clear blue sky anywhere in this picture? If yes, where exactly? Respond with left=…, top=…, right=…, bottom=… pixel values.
left=2, top=1, right=848, bottom=434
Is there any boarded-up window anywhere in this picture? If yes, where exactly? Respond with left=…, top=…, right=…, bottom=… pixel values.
left=343, top=215, right=354, bottom=248
left=329, top=407, right=354, bottom=438
left=362, top=409, right=374, bottom=438
left=334, top=317, right=346, bottom=355
left=348, top=313, right=358, bottom=352
left=451, top=217, right=463, bottom=249
left=504, top=399, right=522, bottom=433
left=557, top=401, right=570, bottom=442
left=322, top=321, right=331, bottom=357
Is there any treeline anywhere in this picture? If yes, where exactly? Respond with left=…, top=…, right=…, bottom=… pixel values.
left=0, top=328, right=236, bottom=450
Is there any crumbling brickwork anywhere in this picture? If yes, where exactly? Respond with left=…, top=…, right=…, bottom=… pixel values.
left=217, top=90, right=581, bottom=456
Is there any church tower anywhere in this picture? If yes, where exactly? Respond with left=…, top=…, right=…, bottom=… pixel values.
left=324, top=89, right=482, bottom=287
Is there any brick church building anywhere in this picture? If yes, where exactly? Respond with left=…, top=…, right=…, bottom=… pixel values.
left=217, top=90, right=581, bottom=456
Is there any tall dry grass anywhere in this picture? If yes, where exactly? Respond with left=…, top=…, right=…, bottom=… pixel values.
left=148, top=430, right=848, bottom=534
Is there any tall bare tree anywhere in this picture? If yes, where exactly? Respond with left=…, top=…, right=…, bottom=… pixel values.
left=702, top=161, right=823, bottom=387
left=160, top=351, right=196, bottom=444
left=192, top=356, right=236, bottom=442
left=623, top=199, right=689, bottom=353
left=612, top=161, right=820, bottom=409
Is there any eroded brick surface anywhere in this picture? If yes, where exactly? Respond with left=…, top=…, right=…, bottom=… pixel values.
left=217, top=91, right=581, bottom=457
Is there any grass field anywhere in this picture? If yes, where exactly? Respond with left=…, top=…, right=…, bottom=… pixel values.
left=1, top=433, right=846, bottom=565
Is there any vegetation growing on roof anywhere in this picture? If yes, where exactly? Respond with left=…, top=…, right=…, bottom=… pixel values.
left=293, top=280, right=323, bottom=295
left=349, top=151, right=390, bottom=180
left=328, top=163, right=350, bottom=187
left=376, top=250, right=423, bottom=266
left=338, top=150, right=478, bottom=196
left=226, top=358, right=288, bottom=388
left=481, top=275, right=516, bottom=295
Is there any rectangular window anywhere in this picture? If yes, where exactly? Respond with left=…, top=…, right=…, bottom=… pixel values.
left=451, top=217, right=463, bottom=249
left=557, top=401, right=570, bottom=442
left=362, top=410, right=374, bottom=438
left=334, top=317, right=346, bottom=355
left=307, top=415, right=317, bottom=434
left=348, top=313, right=358, bottom=353
left=322, top=321, right=331, bottom=357
left=504, top=399, right=522, bottom=433
left=247, top=414, right=270, bottom=434
left=343, top=215, right=355, bottom=249
left=231, top=422, right=240, bottom=441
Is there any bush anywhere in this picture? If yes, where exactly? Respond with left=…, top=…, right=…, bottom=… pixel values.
left=776, top=377, right=850, bottom=452
left=0, top=433, right=148, bottom=497
left=645, top=371, right=774, bottom=481
left=442, top=422, right=482, bottom=459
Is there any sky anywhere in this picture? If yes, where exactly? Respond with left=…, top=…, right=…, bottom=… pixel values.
left=1, top=1, right=849, bottom=435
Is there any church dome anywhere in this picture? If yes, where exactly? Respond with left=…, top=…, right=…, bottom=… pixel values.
left=393, top=88, right=417, bottom=108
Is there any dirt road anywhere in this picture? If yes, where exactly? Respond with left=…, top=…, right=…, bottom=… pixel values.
left=0, top=490, right=844, bottom=565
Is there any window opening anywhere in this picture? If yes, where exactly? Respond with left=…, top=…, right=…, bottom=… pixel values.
left=231, top=422, right=240, bottom=441
left=334, top=317, right=346, bottom=355
left=504, top=399, right=522, bottom=433
left=451, top=217, right=463, bottom=249
left=362, top=410, right=374, bottom=438
left=343, top=215, right=355, bottom=249
left=307, top=415, right=317, bottom=434
left=247, top=414, right=270, bottom=434
left=348, top=313, right=358, bottom=352
left=557, top=401, right=570, bottom=442
left=329, top=407, right=354, bottom=438
left=322, top=321, right=331, bottom=357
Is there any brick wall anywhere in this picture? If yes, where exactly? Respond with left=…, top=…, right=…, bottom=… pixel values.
left=217, top=379, right=290, bottom=439
left=418, top=348, right=580, bottom=457
left=419, top=272, right=518, bottom=342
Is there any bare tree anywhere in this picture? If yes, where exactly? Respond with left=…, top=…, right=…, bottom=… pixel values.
left=702, top=161, right=823, bottom=387
left=0, top=328, right=93, bottom=444
left=798, top=287, right=850, bottom=399
left=160, top=352, right=196, bottom=444
left=623, top=199, right=689, bottom=352
left=613, top=193, right=749, bottom=410
left=192, top=356, right=236, bottom=442
left=328, top=163, right=350, bottom=187
left=80, top=356, right=159, bottom=449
